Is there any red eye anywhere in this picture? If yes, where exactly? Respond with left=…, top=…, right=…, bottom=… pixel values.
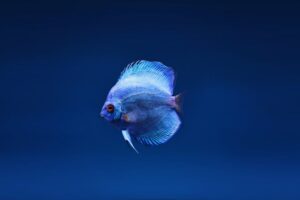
left=106, top=104, right=114, bottom=113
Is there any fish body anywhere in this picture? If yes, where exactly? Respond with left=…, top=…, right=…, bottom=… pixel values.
left=100, top=60, right=181, bottom=152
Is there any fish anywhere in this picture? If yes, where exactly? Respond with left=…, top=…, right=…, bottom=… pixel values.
left=100, top=60, right=182, bottom=153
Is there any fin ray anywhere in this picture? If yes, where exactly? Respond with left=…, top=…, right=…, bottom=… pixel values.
left=134, top=107, right=181, bottom=146
left=118, top=60, right=175, bottom=95
left=122, top=130, right=139, bottom=153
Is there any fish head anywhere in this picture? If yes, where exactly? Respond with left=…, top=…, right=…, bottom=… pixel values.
left=100, top=99, right=122, bottom=122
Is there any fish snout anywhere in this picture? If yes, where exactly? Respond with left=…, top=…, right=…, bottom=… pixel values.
left=100, top=110, right=105, bottom=118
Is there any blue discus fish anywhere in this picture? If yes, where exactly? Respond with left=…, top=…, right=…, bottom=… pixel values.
left=100, top=60, right=181, bottom=153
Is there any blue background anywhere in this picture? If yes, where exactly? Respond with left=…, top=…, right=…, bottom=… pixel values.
left=0, top=1, right=299, bottom=199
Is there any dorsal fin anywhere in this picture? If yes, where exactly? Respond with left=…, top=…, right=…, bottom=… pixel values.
left=118, top=60, right=175, bottom=95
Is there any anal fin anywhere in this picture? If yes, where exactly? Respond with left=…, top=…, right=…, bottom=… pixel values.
left=122, top=130, right=139, bottom=154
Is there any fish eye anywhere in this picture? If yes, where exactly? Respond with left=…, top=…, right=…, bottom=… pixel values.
left=106, top=104, right=114, bottom=113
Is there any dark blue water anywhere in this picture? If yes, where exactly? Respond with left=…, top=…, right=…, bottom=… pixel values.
left=1, top=1, right=299, bottom=199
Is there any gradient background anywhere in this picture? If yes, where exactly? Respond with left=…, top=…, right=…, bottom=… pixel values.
left=1, top=1, right=299, bottom=199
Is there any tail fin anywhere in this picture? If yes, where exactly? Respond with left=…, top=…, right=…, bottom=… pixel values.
left=174, top=93, right=182, bottom=113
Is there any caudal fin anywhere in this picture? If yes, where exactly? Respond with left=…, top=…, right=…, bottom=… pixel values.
left=174, top=93, right=182, bottom=113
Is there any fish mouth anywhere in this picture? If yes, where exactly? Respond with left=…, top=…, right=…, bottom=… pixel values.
left=99, top=111, right=105, bottom=118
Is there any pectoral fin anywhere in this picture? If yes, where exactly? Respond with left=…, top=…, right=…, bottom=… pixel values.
left=121, top=130, right=139, bottom=154
left=121, top=114, right=130, bottom=122
left=121, top=112, right=141, bottom=123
